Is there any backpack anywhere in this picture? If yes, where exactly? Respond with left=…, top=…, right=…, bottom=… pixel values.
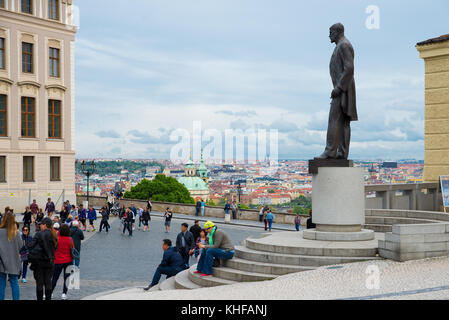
left=70, top=237, right=80, bottom=260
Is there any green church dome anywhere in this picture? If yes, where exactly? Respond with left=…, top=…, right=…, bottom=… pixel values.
left=177, top=176, right=209, bottom=191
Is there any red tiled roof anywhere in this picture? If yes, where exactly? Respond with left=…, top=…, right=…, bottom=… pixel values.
left=417, top=34, right=449, bottom=46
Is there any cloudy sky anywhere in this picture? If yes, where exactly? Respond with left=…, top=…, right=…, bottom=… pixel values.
left=74, top=0, right=448, bottom=161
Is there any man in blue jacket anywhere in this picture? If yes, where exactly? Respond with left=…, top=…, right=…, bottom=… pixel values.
left=144, top=239, right=185, bottom=290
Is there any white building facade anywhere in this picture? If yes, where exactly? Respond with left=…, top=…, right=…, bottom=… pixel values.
left=0, top=0, right=77, bottom=210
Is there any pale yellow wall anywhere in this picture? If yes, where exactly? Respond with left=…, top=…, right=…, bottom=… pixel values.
left=0, top=1, right=77, bottom=209
left=417, top=41, right=449, bottom=182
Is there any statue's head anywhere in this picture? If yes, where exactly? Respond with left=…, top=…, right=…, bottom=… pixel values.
left=329, top=23, right=344, bottom=43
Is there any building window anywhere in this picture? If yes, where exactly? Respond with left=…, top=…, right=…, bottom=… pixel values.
left=0, top=156, right=5, bottom=183
left=0, top=38, right=4, bottom=69
left=0, top=95, right=6, bottom=136
left=0, top=0, right=4, bottom=8
left=22, top=42, right=33, bottom=73
left=48, top=99, right=61, bottom=138
left=21, top=0, right=32, bottom=14
left=48, top=0, right=59, bottom=20
left=23, top=156, right=34, bottom=182
left=50, top=157, right=60, bottom=181
left=49, top=48, right=60, bottom=77
left=21, top=97, right=35, bottom=138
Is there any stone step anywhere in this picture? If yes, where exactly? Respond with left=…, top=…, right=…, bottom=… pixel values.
left=159, top=276, right=176, bottom=291
left=213, top=266, right=277, bottom=282
left=366, top=216, right=439, bottom=225
left=245, top=237, right=377, bottom=257
left=364, top=224, right=392, bottom=233
left=188, top=265, right=237, bottom=287
left=235, top=245, right=382, bottom=267
left=174, top=269, right=202, bottom=290
left=148, top=283, right=161, bottom=292
left=224, top=257, right=315, bottom=275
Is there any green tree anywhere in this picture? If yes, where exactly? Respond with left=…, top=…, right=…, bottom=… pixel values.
left=293, top=205, right=310, bottom=215
left=124, top=174, right=194, bottom=204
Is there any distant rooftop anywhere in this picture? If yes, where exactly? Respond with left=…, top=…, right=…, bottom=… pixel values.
left=417, top=34, right=449, bottom=46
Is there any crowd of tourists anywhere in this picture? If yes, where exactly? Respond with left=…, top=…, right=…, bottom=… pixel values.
left=0, top=197, right=85, bottom=300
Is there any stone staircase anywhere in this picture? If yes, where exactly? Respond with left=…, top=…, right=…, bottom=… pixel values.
left=363, top=210, right=441, bottom=233
left=152, top=230, right=383, bottom=291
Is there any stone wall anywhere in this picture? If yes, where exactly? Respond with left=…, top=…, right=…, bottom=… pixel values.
left=76, top=195, right=309, bottom=226
left=379, top=222, right=449, bottom=261
left=416, top=37, right=449, bottom=182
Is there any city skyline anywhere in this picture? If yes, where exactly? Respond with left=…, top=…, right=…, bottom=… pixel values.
left=75, top=0, right=448, bottom=160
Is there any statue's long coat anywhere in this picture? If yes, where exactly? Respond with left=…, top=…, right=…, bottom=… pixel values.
left=330, top=36, right=358, bottom=121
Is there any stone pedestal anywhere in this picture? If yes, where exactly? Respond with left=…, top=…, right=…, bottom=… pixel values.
left=309, top=163, right=373, bottom=240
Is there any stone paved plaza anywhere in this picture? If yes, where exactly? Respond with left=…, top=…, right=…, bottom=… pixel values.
left=94, top=254, right=449, bottom=300
left=2, top=214, right=267, bottom=300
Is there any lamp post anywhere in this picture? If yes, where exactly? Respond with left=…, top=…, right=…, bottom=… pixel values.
left=80, top=160, right=96, bottom=208
left=237, top=182, right=242, bottom=220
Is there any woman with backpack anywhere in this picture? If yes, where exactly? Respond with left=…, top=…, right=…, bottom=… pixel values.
left=142, top=208, right=151, bottom=232
left=29, top=217, right=58, bottom=300
left=19, top=225, right=33, bottom=283
left=0, top=211, right=22, bottom=300
left=51, top=224, right=74, bottom=300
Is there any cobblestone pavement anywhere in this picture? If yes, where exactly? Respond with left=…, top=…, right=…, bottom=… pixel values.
left=96, top=250, right=449, bottom=300
left=3, top=215, right=266, bottom=300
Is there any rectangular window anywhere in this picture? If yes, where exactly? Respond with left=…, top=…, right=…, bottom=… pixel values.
left=49, top=48, right=60, bottom=77
left=21, top=0, right=32, bottom=14
left=0, top=38, right=4, bottom=69
left=22, top=42, right=33, bottom=73
left=50, top=157, right=60, bottom=181
left=48, top=0, right=59, bottom=20
left=23, top=156, right=34, bottom=182
left=0, top=156, right=5, bottom=183
left=0, top=0, right=5, bottom=8
left=0, top=95, right=6, bottom=136
left=48, top=99, right=61, bottom=138
left=21, top=97, right=35, bottom=138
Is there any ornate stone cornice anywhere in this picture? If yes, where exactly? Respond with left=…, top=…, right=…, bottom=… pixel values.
left=45, top=84, right=67, bottom=91
left=17, top=81, right=41, bottom=88
left=0, top=77, right=14, bottom=85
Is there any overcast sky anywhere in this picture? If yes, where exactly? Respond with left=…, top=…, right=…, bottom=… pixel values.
left=74, top=0, right=448, bottom=161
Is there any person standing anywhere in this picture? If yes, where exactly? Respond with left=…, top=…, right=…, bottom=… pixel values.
left=266, top=210, right=274, bottom=232
left=294, top=213, right=302, bottom=232
left=78, top=204, right=87, bottom=231
left=51, top=224, right=73, bottom=300
left=259, top=206, right=264, bottom=223
left=224, top=201, right=231, bottom=217
left=137, top=207, right=143, bottom=231
left=143, top=239, right=185, bottom=291
left=231, top=201, right=237, bottom=220
left=87, top=206, right=97, bottom=232
left=70, top=205, right=78, bottom=219
left=45, top=198, right=55, bottom=216
left=131, top=204, right=137, bottom=231
left=195, top=199, right=201, bottom=217
left=147, top=198, right=152, bottom=213
left=189, top=220, right=202, bottom=243
left=19, top=226, right=33, bottom=283
left=69, top=221, right=84, bottom=268
left=35, top=209, right=44, bottom=232
left=123, top=208, right=134, bottom=237
left=22, top=206, right=33, bottom=228
left=107, top=192, right=114, bottom=214
left=201, top=199, right=206, bottom=217
left=195, top=221, right=234, bottom=277
left=28, top=217, right=58, bottom=300
left=142, top=208, right=151, bottom=232
left=164, top=208, right=173, bottom=233
left=30, top=200, right=39, bottom=221
left=176, top=223, right=195, bottom=269
left=98, top=207, right=110, bottom=233
left=0, top=211, right=22, bottom=300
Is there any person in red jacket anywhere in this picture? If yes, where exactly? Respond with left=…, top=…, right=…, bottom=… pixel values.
left=51, top=224, right=73, bottom=300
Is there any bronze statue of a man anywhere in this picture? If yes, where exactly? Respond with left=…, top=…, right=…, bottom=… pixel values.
left=315, top=23, right=357, bottom=160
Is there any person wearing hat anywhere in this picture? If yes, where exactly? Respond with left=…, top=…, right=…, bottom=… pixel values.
left=28, top=217, right=58, bottom=300
left=194, top=221, right=235, bottom=276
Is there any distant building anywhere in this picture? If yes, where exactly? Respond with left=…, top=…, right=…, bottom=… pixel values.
left=382, top=162, right=398, bottom=169
left=177, top=152, right=210, bottom=201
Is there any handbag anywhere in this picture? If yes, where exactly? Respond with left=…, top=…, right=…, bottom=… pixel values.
left=70, top=237, right=80, bottom=260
